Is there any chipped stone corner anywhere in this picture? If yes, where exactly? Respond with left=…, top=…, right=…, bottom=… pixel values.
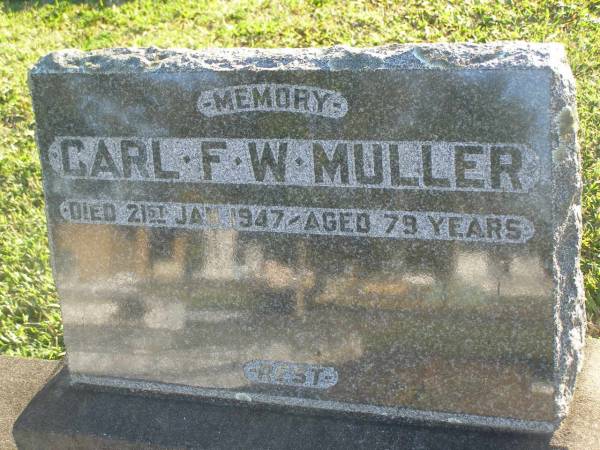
left=549, top=44, right=586, bottom=425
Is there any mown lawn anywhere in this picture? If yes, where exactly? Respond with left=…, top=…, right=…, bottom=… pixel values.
left=0, top=0, right=599, bottom=358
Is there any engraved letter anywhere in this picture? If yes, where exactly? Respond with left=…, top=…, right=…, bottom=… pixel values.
left=322, top=212, right=336, bottom=232
left=505, top=218, right=522, bottom=240
left=252, top=86, right=273, bottom=108
left=152, top=140, right=179, bottom=179
left=60, top=138, right=87, bottom=176
left=202, top=141, right=226, bottom=181
left=235, top=88, right=250, bottom=109
left=91, top=140, right=121, bottom=178
left=294, top=88, right=309, bottom=111
left=466, top=218, right=484, bottom=238
left=175, top=205, right=187, bottom=225
left=313, top=142, right=349, bottom=184
left=455, top=145, right=484, bottom=188
left=213, top=90, right=234, bottom=111
left=428, top=216, right=445, bottom=235
left=486, top=218, right=502, bottom=239
left=354, top=143, right=383, bottom=185
left=422, top=144, right=450, bottom=188
left=389, top=144, right=419, bottom=187
left=356, top=213, right=370, bottom=233
left=491, top=146, right=522, bottom=190
left=275, top=87, right=290, bottom=108
left=68, top=201, right=82, bottom=220
left=248, top=142, right=288, bottom=182
left=312, top=91, right=331, bottom=113
left=120, top=140, right=149, bottom=178
left=448, top=217, right=463, bottom=238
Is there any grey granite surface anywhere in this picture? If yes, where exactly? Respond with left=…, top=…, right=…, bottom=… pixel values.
left=8, top=338, right=600, bottom=449
left=28, top=43, right=584, bottom=432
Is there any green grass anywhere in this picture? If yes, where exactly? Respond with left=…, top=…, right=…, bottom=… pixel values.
left=0, top=0, right=599, bottom=358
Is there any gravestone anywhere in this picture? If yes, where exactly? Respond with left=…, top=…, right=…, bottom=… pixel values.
left=26, top=43, right=584, bottom=438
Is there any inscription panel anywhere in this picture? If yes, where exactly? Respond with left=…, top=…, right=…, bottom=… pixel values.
left=60, top=200, right=534, bottom=243
left=29, top=46, right=576, bottom=431
left=197, top=84, right=348, bottom=118
left=243, top=360, right=339, bottom=389
left=49, top=137, right=537, bottom=192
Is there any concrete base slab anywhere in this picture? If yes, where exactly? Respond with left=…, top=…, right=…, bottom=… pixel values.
left=3, top=338, right=600, bottom=450
left=0, top=355, right=59, bottom=450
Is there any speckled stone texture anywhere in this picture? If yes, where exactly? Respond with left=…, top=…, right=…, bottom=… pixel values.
left=29, top=43, right=584, bottom=433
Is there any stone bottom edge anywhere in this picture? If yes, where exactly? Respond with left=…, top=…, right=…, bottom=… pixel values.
left=70, top=372, right=556, bottom=434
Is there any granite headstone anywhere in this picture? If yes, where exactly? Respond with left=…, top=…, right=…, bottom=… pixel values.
left=28, top=43, right=585, bottom=433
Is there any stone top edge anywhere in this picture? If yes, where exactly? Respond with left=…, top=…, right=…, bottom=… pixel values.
left=30, top=42, right=570, bottom=74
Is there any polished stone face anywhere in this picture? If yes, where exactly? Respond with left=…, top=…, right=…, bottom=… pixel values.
left=29, top=45, right=584, bottom=431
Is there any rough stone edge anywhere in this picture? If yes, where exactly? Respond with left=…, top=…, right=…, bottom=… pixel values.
left=29, top=42, right=566, bottom=74
left=550, top=45, right=586, bottom=425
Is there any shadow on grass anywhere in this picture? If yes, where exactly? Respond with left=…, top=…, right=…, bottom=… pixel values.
left=3, top=0, right=132, bottom=12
